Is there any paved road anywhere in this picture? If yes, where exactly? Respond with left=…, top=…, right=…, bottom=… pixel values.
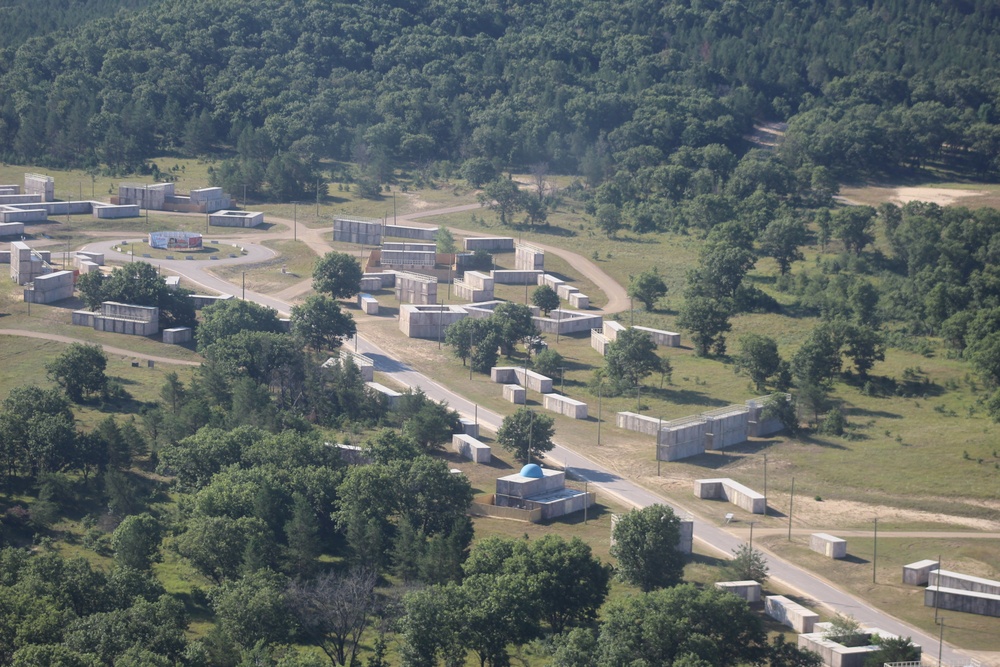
left=77, top=214, right=974, bottom=666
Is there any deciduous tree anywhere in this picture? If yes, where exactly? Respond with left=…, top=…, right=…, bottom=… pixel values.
left=495, top=408, right=555, bottom=463
left=609, top=505, right=685, bottom=591
left=46, top=343, right=109, bottom=402
left=312, top=252, right=363, bottom=300
left=531, top=285, right=560, bottom=316
left=292, top=295, right=357, bottom=353
left=627, top=269, right=668, bottom=310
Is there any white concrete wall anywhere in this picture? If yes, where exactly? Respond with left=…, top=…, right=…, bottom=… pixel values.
left=503, top=384, right=526, bottom=404
left=810, top=533, right=847, bottom=559
left=543, top=393, right=588, bottom=419
left=765, top=596, right=819, bottom=633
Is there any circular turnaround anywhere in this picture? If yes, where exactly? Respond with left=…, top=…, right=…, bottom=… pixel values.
left=148, top=231, right=203, bottom=250
left=519, top=463, right=543, bottom=478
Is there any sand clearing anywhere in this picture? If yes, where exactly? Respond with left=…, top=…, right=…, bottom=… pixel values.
left=892, top=186, right=986, bottom=206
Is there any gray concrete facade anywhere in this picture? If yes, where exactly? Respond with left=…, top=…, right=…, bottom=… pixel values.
left=452, top=434, right=491, bottom=463
left=765, top=596, right=819, bottom=633
left=810, top=533, right=848, bottom=559
left=210, top=210, right=264, bottom=227
left=334, top=217, right=383, bottom=245
left=383, top=224, right=437, bottom=241
left=398, top=304, right=467, bottom=338
left=902, top=560, right=940, bottom=585
left=24, top=270, right=73, bottom=303
left=694, top=478, right=765, bottom=514
left=464, top=236, right=514, bottom=252
left=394, top=271, right=438, bottom=304
left=543, top=393, right=588, bottom=419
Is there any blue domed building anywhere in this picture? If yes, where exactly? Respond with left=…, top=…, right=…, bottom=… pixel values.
left=494, top=463, right=593, bottom=520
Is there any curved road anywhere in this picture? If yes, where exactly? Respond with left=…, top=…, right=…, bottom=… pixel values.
left=76, top=209, right=974, bottom=665
left=0, top=329, right=200, bottom=366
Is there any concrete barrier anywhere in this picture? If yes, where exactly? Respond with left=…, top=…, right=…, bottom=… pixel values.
left=515, top=243, right=544, bottom=271
left=539, top=273, right=565, bottom=290
left=694, top=478, right=765, bottom=514
left=503, top=384, right=526, bottom=404
left=557, top=283, right=579, bottom=299
left=459, top=418, right=479, bottom=438
left=163, top=327, right=193, bottom=344
left=810, top=533, right=847, bottom=559
left=569, top=293, right=590, bottom=309
left=765, top=596, right=819, bottom=633
left=925, top=585, right=1000, bottom=617
left=491, top=367, right=518, bottom=384
left=929, top=569, right=1000, bottom=596
left=452, top=434, right=491, bottom=463
left=903, top=559, right=939, bottom=585
left=543, top=393, right=588, bottom=419
left=616, top=411, right=662, bottom=436
left=334, top=217, right=382, bottom=245
left=383, top=224, right=437, bottom=241
left=715, top=581, right=761, bottom=603
left=357, top=293, right=379, bottom=314
left=591, top=328, right=610, bottom=355
left=633, top=325, right=680, bottom=347
left=657, top=416, right=708, bottom=461
left=533, top=310, right=602, bottom=335
left=514, top=368, right=553, bottom=393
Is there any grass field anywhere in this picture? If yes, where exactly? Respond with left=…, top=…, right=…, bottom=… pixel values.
left=212, top=239, right=317, bottom=296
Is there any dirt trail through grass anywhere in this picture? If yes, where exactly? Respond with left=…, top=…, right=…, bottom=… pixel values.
left=0, top=329, right=200, bottom=366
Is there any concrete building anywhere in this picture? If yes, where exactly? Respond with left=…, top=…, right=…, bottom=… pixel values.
left=452, top=433, right=491, bottom=463
left=491, top=269, right=542, bottom=284
left=633, top=325, right=680, bottom=347
left=92, top=203, right=140, bottom=219
left=714, top=581, right=761, bottom=603
left=658, top=416, right=709, bottom=462
left=381, top=249, right=437, bottom=268
left=797, top=623, right=919, bottom=667
left=334, top=217, right=382, bottom=245
left=515, top=242, right=544, bottom=271
left=357, top=293, right=379, bottom=314
left=210, top=210, right=264, bottom=227
left=383, top=224, right=437, bottom=241
left=746, top=394, right=788, bottom=437
left=117, top=183, right=230, bottom=213
left=569, top=293, right=590, bottom=309
left=367, top=381, right=402, bottom=408
left=503, top=384, right=526, bottom=404
left=163, top=327, right=193, bottom=345
left=765, top=596, right=819, bottom=633
left=591, top=328, right=611, bottom=355
left=23, top=270, right=74, bottom=303
left=543, top=393, right=588, bottom=419
left=398, top=304, right=467, bottom=338
left=453, top=270, right=494, bottom=302
left=925, top=571, right=1000, bottom=617
left=72, top=302, right=160, bottom=336
left=495, top=464, right=593, bottom=521
left=9, top=241, right=53, bottom=284
left=394, top=271, right=438, bottom=304
left=616, top=411, right=663, bottom=436
left=903, top=559, right=939, bottom=585
left=702, top=405, right=751, bottom=450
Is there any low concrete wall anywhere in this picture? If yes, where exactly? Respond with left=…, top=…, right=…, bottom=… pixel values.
left=533, top=310, right=602, bottom=335
left=362, top=271, right=396, bottom=288
left=465, top=237, right=514, bottom=252
left=543, top=393, right=588, bottom=419
left=515, top=367, right=553, bottom=393
left=459, top=418, right=479, bottom=438
left=452, top=434, right=491, bottom=463
left=657, top=417, right=708, bottom=462
left=765, top=596, right=819, bottom=633
left=491, top=269, right=542, bottom=284
left=163, top=327, right=193, bottom=344
left=591, top=329, right=610, bottom=355
left=694, top=478, right=765, bottom=514
left=209, top=210, right=263, bottom=227
left=334, top=218, right=382, bottom=245
left=470, top=497, right=542, bottom=523
left=503, top=384, right=526, bottom=404
left=810, top=533, right=847, bottom=559
left=190, top=294, right=235, bottom=309
left=715, top=581, right=761, bottom=603
left=399, top=304, right=467, bottom=338
left=556, top=283, right=578, bottom=299
left=746, top=395, right=788, bottom=437
left=929, top=569, right=1000, bottom=596
left=616, top=411, right=662, bottom=436
left=0, top=208, right=45, bottom=223
left=0, top=221, right=26, bottom=235
left=903, top=559, right=939, bottom=585
left=492, top=367, right=518, bottom=383
left=93, top=204, right=140, bottom=219
left=633, top=325, right=680, bottom=347
left=539, top=273, right=565, bottom=290
left=925, top=585, right=1000, bottom=617
left=25, top=270, right=74, bottom=303
left=569, top=293, right=590, bottom=309
left=702, top=405, right=751, bottom=449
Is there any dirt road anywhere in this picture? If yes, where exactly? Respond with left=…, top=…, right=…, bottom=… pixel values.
left=0, top=329, right=200, bottom=366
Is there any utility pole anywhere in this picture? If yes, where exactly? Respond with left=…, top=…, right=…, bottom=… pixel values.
left=243, top=184, right=247, bottom=209
left=763, top=453, right=768, bottom=511
left=597, top=383, right=603, bottom=446
left=242, top=272, right=245, bottom=300
left=559, top=367, right=566, bottom=394
left=749, top=521, right=756, bottom=550
left=937, top=617, right=946, bottom=667
left=873, top=517, right=878, bottom=584
left=788, top=477, right=794, bottom=540
left=469, top=326, right=474, bottom=380
left=584, top=478, right=589, bottom=524
left=293, top=202, right=297, bottom=241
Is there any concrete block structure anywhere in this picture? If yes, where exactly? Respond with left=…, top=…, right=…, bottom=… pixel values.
left=694, top=478, right=765, bottom=514
left=395, top=271, right=438, bottom=304
left=78, top=260, right=100, bottom=275
left=361, top=271, right=396, bottom=289
left=464, top=236, right=514, bottom=252
left=383, top=224, right=437, bottom=241
left=533, top=309, right=602, bottom=335
left=189, top=294, right=234, bottom=309
left=633, top=325, right=681, bottom=347
left=10, top=241, right=53, bottom=284
left=189, top=187, right=231, bottom=212
left=163, top=327, right=193, bottom=344
left=569, top=293, right=590, bottom=309
left=0, top=185, right=19, bottom=195
left=383, top=242, right=436, bottom=252
left=617, top=411, right=662, bottom=436
left=454, top=270, right=494, bottom=302
left=491, top=269, right=542, bottom=284
left=503, top=384, right=526, bottom=404
left=515, top=242, right=544, bottom=271
left=602, top=320, right=626, bottom=341
left=543, top=393, right=588, bottom=419
left=0, top=208, right=44, bottom=223
left=515, top=368, right=553, bottom=393
left=459, top=418, right=479, bottom=438
left=746, top=395, right=789, bottom=437
left=358, top=293, right=379, bottom=314
left=118, top=183, right=174, bottom=209
left=810, top=533, right=848, bottom=559
left=925, top=571, right=1000, bottom=617
left=702, top=405, right=751, bottom=449
left=452, top=434, right=491, bottom=463
left=398, top=304, right=467, bottom=338
left=714, top=581, right=761, bottom=603
left=323, top=350, right=375, bottom=382
left=495, top=464, right=593, bottom=521
left=91, top=203, right=140, bottom=219
left=0, top=194, right=41, bottom=205
left=24, top=270, right=74, bottom=303
left=491, top=367, right=518, bottom=383
left=0, top=222, right=25, bottom=236
left=556, top=283, right=578, bottom=300
left=903, top=559, right=940, bottom=585
left=73, top=302, right=160, bottom=336
left=118, top=183, right=230, bottom=212
left=765, top=596, right=819, bottom=633
left=381, top=249, right=437, bottom=268
left=24, top=174, right=54, bottom=201
left=539, top=273, right=565, bottom=291
left=210, top=210, right=264, bottom=227
left=334, top=217, right=382, bottom=245
left=366, top=381, right=402, bottom=408
left=657, top=416, right=708, bottom=462
left=591, top=328, right=610, bottom=355
left=797, top=623, right=918, bottom=667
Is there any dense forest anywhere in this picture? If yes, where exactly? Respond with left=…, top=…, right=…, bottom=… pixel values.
left=1, top=0, right=1000, bottom=198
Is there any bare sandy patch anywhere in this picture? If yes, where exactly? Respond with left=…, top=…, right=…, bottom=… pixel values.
left=403, top=192, right=433, bottom=210
left=892, top=186, right=986, bottom=206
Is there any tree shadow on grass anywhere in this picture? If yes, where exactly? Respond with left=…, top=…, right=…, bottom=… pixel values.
left=687, top=551, right=728, bottom=568
left=798, top=434, right=849, bottom=450
left=540, top=502, right=611, bottom=527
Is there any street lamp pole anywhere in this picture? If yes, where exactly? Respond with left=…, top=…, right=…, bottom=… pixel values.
left=597, top=383, right=602, bottom=446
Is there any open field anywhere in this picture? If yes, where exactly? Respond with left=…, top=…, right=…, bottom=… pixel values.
left=840, top=181, right=1000, bottom=209
left=213, top=239, right=317, bottom=295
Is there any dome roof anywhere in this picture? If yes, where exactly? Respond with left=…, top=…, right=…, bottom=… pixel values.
left=520, top=463, right=543, bottom=478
